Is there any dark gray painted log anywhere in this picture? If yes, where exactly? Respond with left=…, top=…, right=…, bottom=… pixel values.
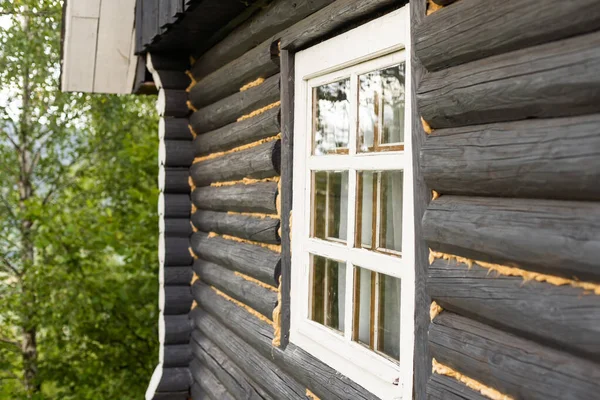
left=163, top=344, right=192, bottom=367
left=162, top=118, right=194, bottom=140
left=423, top=196, right=600, bottom=282
left=147, top=54, right=189, bottom=71
left=161, top=140, right=195, bottom=167
left=189, top=40, right=279, bottom=109
left=156, top=367, right=192, bottom=392
left=164, top=236, right=193, bottom=266
left=190, top=232, right=280, bottom=285
left=155, top=70, right=190, bottom=90
left=192, top=282, right=379, bottom=400
left=190, top=140, right=280, bottom=186
left=163, top=315, right=192, bottom=345
left=192, top=182, right=278, bottom=214
left=164, top=286, right=193, bottom=315
left=160, top=193, right=190, bottom=218
left=191, top=383, right=207, bottom=400
left=193, top=259, right=277, bottom=318
left=426, top=374, right=488, bottom=400
left=190, top=0, right=335, bottom=79
left=430, top=0, right=457, bottom=5
left=278, top=0, right=398, bottom=50
left=191, top=312, right=307, bottom=400
left=162, top=218, right=193, bottom=237
left=418, top=31, right=600, bottom=128
left=429, top=260, right=600, bottom=359
left=159, top=89, right=189, bottom=118
left=189, top=74, right=279, bottom=134
left=421, top=114, right=600, bottom=201
left=411, top=1, right=432, bottom=399
left=416, top=0, right=600, bottom=71
left=193, top=106, right=280, bottom=156
left=191, top=210, right=280, bottom=244
left=430, top=312, right=600, bottom=400
left=161, top=168, right=190, bottom=194
left=190, top=359, right=235, bottom=400
left=191, top=333, right=274, bottom=400
left=152, top=392, right=188, bottom=400
left=164, top=266, right=193, bottom=286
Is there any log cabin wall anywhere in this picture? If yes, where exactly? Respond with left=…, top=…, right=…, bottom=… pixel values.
left=415, top=0, right=600, bottom=399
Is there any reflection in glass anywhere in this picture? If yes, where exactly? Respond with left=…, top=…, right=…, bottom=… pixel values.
left=354, top=267, right=373, bottom=347
left=358, top=64, right=406, bottom=152
left=313, top=171, right=348, bottom=242
left=310, top=255, right=346, bottom=332
left=380, top=171, right=403, bottom=253
left=313, top=79, right=350, bottom=155
left=377, top=273, right=401, bottom=360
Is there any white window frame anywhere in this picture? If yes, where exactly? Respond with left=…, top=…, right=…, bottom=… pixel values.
left=290, top=6, right=414, bottom=400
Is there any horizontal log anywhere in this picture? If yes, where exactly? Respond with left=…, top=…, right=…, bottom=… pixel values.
left=189, top=74, right=279, bottom=134
left=190, top=140, right=280, bottom=186
left=190, top=0, right=335, bottom=79
left=163, top=286, right=193, bottom=315
left=278, top=0, right=397, bottom=50
left=430, top=312, right=600, bottom=400
left=160, top=235, right=193, bottom=266
left=160, top=218, right=193, bottom=237
left=159, top=167, right=190, bottom=194
left=161, top=315, right=192, bottom=345
left=191, top=182, right=278, bottom=214
left=158, top=193, right=190, bottom=218
left=154, top=70, right=190, bottom=90
left=190, top=359, right=235, bottom=400
left=191, top=282, right=379, bottom=400
left=420, top=114, right=600, bottom=200
left=156, top=367, right=192, bottom=392
left=431, top=0, right=457, bottom=5
left=190, top=383, right=207, bottom=400
left=152, top=392, right=188, bottom=400
left=429, top=259, right=600, bottom=359
left=159, top=118, right=194, bottom=141
left=193, top=105, right=280, bottom=156
left=163, top=266, right=193, bottom=286
left=416, top=0, right=600, bottom=71
left=191, top=210, right=280, bottom=244
left=191, top=312, right=306, bottom=399
left=147, top=53, right=189, bottom=71
left=163, top=344, right=192, bottom=367
left=426, top=374, right=488, bottom=400
left=191, top=333, right=274, bottom=400
left=193, top=259, right=277, bottom=318
left=190, top=232, right=279, bottom=285
left=159, top=140, right=195, bottom=167
left=418, top=31, right=600, bottom=128
left=423, top=196, right=600, bottom=282
left=157, top=89, right=190, bottom=118
left=189, top=40, right=279, bottom=109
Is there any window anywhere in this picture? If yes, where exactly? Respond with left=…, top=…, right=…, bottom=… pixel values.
left=291, top=6, right=414, bottom=400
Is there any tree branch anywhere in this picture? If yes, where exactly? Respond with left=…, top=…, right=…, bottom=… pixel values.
left=0, top=337, right=20, bottom=348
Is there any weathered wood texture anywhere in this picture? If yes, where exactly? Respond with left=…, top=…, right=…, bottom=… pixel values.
left=190, top=140, right=280, bottom=186
left=416, top=0, right=600, bottom=71
left=152, top=392, right=188, bottom=400
left=163, top=286, right=193, bottom=315
left=161, top=218, right=193, bottom=238
left=423, top=196, right=600, bottom=282
left=191, top=182, right=278, bottom=214
left=158, top=89, right=190, bottom=118
left=156, top=367, right=192, bottom=392
left=189, top=40, right=279, bottom=109
left=193, top=106, right=280, bottom=156
left=191, top=0, right=336, bottom=79
left=160, top=118, right=194, bottom=140
left=421, top=114, right=600, bottom=201
left=411, top=1, right=432, bottom=398
left=278, top=0, right=398, bottom=50
left=162, top=315, right=193, bottom=345
left=191, top=282, right=379, bottom=400
left=193, top=259, right=277, bottom=318
left=426, top=374, right=488, bottom=400
left=190, top=232, right=280, bottom=285
left=429, top=260, right=600, bottom=359
left=163, top=237, right=194, bottom=266
left=163, top=344, right=193, bottom=367
left=191, top=333, right=273, bottom=400
left=430, top=0, right=457, bottom=5
left=160, top=140, right=195, bottom=167
left=190, top=359, right=235, bottom=400
left=191, top=210, right=280, bottom=244
left=160, top=167, right=190, bottom=194
left=159, top=193, right=190, bottom=218
left=164, top=266, right=193, bottom=285
left=189, top=73, right=279, bottom=134
left=418, top=31, right=600, bottom=129
left=190, top=383, right=207, bottom=400
left=430, top=312, right=600, bottom=400
left=191, top=313, right=307, bottom=399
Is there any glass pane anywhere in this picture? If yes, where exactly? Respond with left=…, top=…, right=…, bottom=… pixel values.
left=310, top=255, right=346, bottom=332
left=358, top=64, right=405, bottom=152
left=377, top=274, right=401, bottom=361
left=313, top=79, right=350, bottom=155
left=357, top=171, right=374, bottom=248
left=380, top=171, right=403, bottom=253
left=312, top=171, right=348, bottom=242
left=354, top=267, right=373, bottom=346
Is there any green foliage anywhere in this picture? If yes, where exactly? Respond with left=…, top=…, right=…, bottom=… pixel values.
left=0, top=1, right=159, bottom=399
